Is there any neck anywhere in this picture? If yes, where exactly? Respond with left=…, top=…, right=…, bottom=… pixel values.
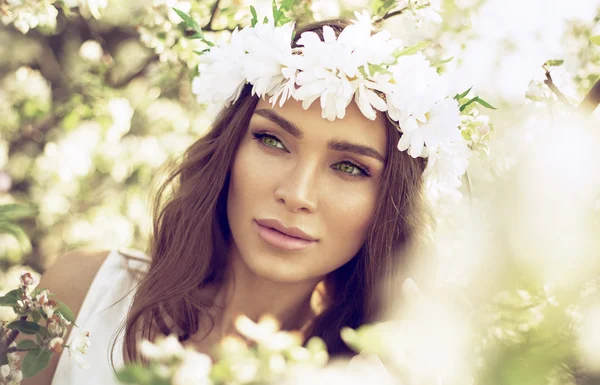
left=207, top=244, right=320, bottom=339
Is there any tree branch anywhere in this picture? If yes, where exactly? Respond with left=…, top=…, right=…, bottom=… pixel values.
left=578, top=78, right=600, bottom=115
left=206, top=0, right=221, bottom=31
left=373, top=7, right=409, bottom=24
left=543, top=66, right=572, bottom=107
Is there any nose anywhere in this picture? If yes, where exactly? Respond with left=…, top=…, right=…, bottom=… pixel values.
left=273, top=160, right=319, bottom=213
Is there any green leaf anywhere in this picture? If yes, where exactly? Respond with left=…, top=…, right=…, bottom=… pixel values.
left=16, top=340, right=39, bottom=351
left=544, top=59, right=564, bottom=67
left=250, top=5, right=258, bottom=27
left=459, top=96, right=497, bottom=112
left=474, top=96, right=497, bottom=110
left=31, top=310, right=42, bottom=323
left=394, top=41, right=431, bottom=57
left=281, top=0, right=295, bottom=11
left=0, top=203, right=37, bottom=221
left=454, top=86, right=472, bottom=101
left=22, top=348, right=52, bottom=378
left=115, top=363, right=156, bottom=384
left=56, top=301, right=76, bottom=325
left=0, top=222, right=32, bottom=252
left=461, top=129, right=472, bottom=141
left=193, top=49, right=211, bottom=56
left=0, top=289, right=20, bottom=307
left=263, top=16, right=269, bottom=24
left=432, top=56, right=454, bottom=67
left=590, top=35, right=600, bottom=45
left=172, top=8, right=201, bottom=33
left=7, top=320, right=41, bottom=335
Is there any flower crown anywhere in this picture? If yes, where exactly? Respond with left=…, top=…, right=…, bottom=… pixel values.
left=180, top=6, right=492, bottom=202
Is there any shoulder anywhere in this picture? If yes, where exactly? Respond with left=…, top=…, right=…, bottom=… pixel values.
left=41, top=248, right=111, bottom=307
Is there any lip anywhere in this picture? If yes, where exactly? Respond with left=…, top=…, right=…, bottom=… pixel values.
left=254, top=219, right=318, bottom=251
left=255, top=218, right=317, bottom=241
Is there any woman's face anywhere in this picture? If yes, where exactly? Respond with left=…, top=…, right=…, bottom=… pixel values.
left=226, top=97, right=387, bottom=283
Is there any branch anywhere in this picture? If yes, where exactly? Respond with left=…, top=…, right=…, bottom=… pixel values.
left=578, top=78, right=600, bottom=115
left=107, top=54, right=158, bottom=88
left=9, top=112, right=64, bottom=155
left=543, top=66, right=572, bottom=107
left=206, top=0, right=221, bottom=31
left=6, top=346, right=28, bottom=354
left=373, top=7, right=409, bottom=24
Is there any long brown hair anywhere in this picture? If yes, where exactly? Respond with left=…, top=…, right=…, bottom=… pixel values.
left=111, top=18, right=430, bottom=368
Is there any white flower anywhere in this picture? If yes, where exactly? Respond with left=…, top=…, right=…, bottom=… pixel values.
left=385, top=53, right=446, bottom=130
left=172, top=350, right=213, bottom=385
left=79, top=40, right=103, bottom=62
left=413, top=0, right=443, bottom=24
left=242, top=21, right=296, bottom=103
left=352, top=79, right=388, bottom=121
left=49, top=337, right=64, bottom=353
left=423, top=140, right=471, bottom=203
left=68, top=331, right=91, bottom=369
left=294, top=27, right=359, bottom=120
left=191, top=27, right=254, bottom=106
left=83, top=0, right=108, bottom=19
left=338, top=11, right=402, bottom=68
left=396, top=98, right=462, bottom=158
left=269, top=60, right=300, bottom=108
left=139, top=334, right=185, bottom=361
left=0, top=365, right=10, bottom=379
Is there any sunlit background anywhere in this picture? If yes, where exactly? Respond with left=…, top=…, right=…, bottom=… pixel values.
left=1, top=0, right=600, bottom=384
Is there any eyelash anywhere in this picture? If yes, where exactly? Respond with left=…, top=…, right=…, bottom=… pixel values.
left=251, top=131, right=372, bottom=178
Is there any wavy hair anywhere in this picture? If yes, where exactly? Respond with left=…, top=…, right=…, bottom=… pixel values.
left=111, top=18, right=430, bottom=368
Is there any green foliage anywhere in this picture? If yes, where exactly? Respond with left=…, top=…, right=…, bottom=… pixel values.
left=22, top=348, right=52, bottom=378
left=590, top=35, right=600, bottom=45
left=459, top=96, right=497, bottom=111
left=116, top=363, right=167, bottom=385
left=250, top=5, right=259, bottom=27
left=393, top=41, right=432, bottom=58
left=372, top=0, right=398, bottom=19
left=0, top=203, right=37, bottom=255
left=6, top=319, right=41, bottom=334
left=454, top=86, right=473, bottom=101
left=0, top=289, right=19, bottom=307
left=272, top=0, right=296, bottom=26
left=545, top=59, right=565, bottom=67
left=16, top=339, right=38, bottom=351
left=56, top=300, right=76, bottom=325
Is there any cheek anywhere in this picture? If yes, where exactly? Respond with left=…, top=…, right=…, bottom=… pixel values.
left=321, top=183, right=379, bottom=258
left=228, top=142, right=280, bottom=208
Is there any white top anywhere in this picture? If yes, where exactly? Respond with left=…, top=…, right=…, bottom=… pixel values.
left=51, top=248, right=150, bottom=385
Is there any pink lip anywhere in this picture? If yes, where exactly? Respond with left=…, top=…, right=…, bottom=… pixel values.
left=254, top=219, right=318, bottom=251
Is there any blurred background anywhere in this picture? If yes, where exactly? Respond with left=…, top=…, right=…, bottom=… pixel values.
left=1, top=0, right=600, bottom=383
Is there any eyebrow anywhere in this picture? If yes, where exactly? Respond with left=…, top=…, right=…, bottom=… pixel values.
left=253, top=109, right=386, bottom=163
left=254, top=109, right=302, bottom=138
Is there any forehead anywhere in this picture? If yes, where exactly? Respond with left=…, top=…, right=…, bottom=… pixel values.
left=253, top=97, right=387, bottom=154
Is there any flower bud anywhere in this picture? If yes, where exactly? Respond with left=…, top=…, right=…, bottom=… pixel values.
left=478, top=124, right=490, bottom=137
left=20, top=272, right=35, bottom=287
left=49, top=337, right=64, bottom=353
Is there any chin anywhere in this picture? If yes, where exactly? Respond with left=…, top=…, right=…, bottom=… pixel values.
left=242, top=249, right=314, bottom=283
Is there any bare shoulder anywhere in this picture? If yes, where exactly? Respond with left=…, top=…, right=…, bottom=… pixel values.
left=16, top=248, right=111, bottom=385
left=41, top=248, right=111, bottom=307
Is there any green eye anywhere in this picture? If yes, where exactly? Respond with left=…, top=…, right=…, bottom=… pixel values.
left=333, top=162, right=366, bottom=177
left=252, top=132, right=287, bottom=150
left=263, top=136, right=284, bottom=149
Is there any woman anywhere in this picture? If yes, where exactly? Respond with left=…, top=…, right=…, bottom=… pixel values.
left=21, top=18, right=430, bottom=385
